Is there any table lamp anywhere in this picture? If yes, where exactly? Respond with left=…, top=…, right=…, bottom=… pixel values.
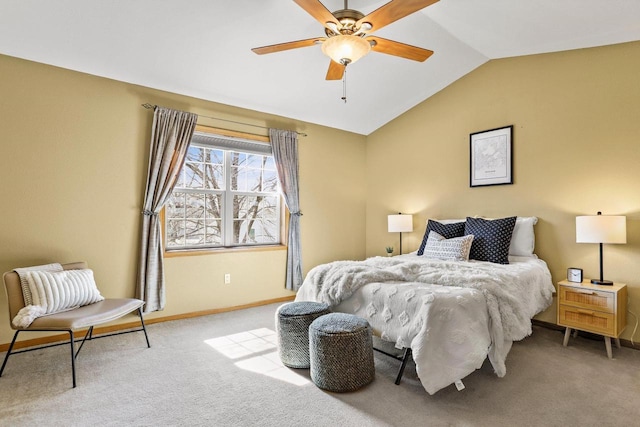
left=576, top=211, right=626, bottom=285
left=388, top=213, right=413, bottom=255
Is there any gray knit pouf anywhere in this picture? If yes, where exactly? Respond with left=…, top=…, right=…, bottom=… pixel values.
left=309, top=313, right=375, bottom=392
left=276, top=301, right=330, bottom=368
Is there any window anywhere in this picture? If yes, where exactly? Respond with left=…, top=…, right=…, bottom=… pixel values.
left=165, top=130, right=281, bottom=251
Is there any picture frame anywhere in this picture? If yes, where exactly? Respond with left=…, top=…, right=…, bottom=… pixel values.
left=470, top=125, right=513, bottom=187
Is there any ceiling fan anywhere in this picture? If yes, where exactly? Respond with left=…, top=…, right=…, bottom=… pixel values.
left=252, top=0, right=439, bottom=80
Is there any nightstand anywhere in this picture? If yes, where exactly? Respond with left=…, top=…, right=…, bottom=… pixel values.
left=557, top=279, right=627, bottom=358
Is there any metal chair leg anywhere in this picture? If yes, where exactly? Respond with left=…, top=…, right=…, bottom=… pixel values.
left=395, top=347, right=412, bottom=385
left=75, top=327, right=94, bottom=358
left=0, top=331, right=20, bottom=378
left=68, top=331, right=76, bottom=388
left=138, top=307, right=151, bottom=348
left=2, top=307, right=149, bottom=388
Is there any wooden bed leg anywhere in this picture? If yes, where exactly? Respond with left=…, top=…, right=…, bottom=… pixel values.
left=563, top=327, right=572, bottom=347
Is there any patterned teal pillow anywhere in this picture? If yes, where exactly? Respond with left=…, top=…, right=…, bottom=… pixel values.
left=464, top=216, right=516, bottom=264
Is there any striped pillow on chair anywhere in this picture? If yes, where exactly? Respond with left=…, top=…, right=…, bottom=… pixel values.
left=12, top=269, right=104, bottom=328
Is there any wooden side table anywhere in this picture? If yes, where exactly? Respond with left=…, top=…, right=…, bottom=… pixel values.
left=557, top=279, right=627, bottom=359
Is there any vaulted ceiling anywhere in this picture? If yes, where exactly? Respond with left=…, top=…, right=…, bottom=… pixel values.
left=1, top=0, right=639, bottom=135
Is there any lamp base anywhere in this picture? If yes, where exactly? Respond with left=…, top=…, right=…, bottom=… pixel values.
left=590, top=279, right=613, bottom=286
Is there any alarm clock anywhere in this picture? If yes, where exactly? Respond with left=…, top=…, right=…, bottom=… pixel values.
left=567, top=267, right=583, bottom=283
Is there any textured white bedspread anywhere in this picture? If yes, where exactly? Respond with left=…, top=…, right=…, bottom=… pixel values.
left=295, top=254, right=554, bottom=394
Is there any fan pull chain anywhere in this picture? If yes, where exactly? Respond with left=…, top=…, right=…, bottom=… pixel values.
left=341, top=67, right=347, bottom=103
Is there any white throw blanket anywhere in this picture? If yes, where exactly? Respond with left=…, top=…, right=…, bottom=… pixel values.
left=296, top=254, right=554, bottom=393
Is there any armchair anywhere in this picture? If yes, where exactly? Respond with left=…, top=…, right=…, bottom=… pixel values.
left=0, top=261, right=150, bottom=387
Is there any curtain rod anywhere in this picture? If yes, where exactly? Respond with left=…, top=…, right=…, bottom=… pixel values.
left=141, top=103, right=307, bottom=137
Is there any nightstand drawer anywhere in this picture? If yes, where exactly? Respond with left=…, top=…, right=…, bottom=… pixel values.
left=558, top=305, right=615, bottom=336
left=558, top=285, right=614, bottom=313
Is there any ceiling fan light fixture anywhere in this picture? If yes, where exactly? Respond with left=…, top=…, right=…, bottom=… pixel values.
left=321, top=34, right=371, bottom=65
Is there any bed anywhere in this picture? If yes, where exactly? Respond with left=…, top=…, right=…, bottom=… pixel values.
left=295, top=216, right=555, bottom=395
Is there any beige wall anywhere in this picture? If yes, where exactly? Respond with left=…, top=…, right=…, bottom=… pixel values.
left=366, top=41, right=640, bottom=332
left=0, top=54, right=367, bottom=345
left=2, top=40, right=640, bottom=346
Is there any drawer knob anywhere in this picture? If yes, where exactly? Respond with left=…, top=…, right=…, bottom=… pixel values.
left=577, top=309, right=595, bottom=316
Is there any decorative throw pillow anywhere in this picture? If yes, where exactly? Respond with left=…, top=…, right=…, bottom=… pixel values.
left=423, top=231, right=474, bottom=261
left=464, top=216, right=517, bottom=264
left=12, top=269, right=104, bottom=328
left=509, top=216, right=538, bottom=257
left=417, top=220, right=466, bottom=256
left=13, top=263, right=63, bottom=307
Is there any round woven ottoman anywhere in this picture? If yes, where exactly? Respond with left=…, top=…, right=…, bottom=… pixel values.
left=309, top=313, right=375, bottom=392
left=276, top=301, right=330, bottom=368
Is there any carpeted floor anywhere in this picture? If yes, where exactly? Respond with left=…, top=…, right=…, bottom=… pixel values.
left=1, top=302, right=639, bottom=427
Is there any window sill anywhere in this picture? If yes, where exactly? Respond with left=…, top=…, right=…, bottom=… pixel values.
left=164, top=244, right=287, bottom=258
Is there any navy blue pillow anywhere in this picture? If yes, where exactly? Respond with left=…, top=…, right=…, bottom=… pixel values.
left=464, top=216, right=517, bottom=264
left=417, top=220, right=466, bottom=256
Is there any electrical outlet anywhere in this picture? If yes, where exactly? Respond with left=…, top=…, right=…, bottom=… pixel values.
left=224, top=273, right=231, bottom=284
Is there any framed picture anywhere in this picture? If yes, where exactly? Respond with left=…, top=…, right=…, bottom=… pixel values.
left=470, top=125, right=513, bottom=187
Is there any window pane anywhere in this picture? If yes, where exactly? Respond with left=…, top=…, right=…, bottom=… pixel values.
left=247, top=169, right=262, bottom=192
left=259, top=196, right=279, bottom=219
left=186, top=193, right=205, bottom=219
left=233, top=168, right=247, bottom=192
left=166, top=192, right=186, bottom=219
left=232, top=152, right=246, bottom=167
left=205, top=164, right=224, bottom=189
left=205, top=148, right=224, bottom=164
left=184, top=162, right=204, bottom=189
left=264, top=156, right=275, bottom=170
left=263, top=169, right=278, bottom=192
left=187, top=146, right=204, bottom=162
left=205, top=193, right=222, bottom=219
left=231, top=154, right=278, bottom=193
left=184, top=219, right=205, bottom=246
left=166, top=219, right=185, bottom=247
left=205, top=220, right=222, bottom=245
left=233, top=219, right=248, bottom=244
left=232, top=195, right=279, bottom=244
left=247, top=154, right=262, bottom=168
left=204, top=148, right=224, bottom=190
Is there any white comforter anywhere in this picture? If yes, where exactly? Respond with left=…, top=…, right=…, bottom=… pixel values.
left=295, top=254, right=554, bottom=394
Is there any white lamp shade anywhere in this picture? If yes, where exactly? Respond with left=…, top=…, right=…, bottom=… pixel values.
left=388, top=214, right=413, bottom=233
left=576, top=215, right=626, bottom=244
left=321, top=35, right=371, bottom=65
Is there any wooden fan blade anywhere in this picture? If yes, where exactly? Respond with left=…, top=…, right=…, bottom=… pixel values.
left=326, top=60, right=345, bottom=80
left=368, top=36, right=433, bottom=62
left=358, top=0, right=439, bottom=34
left=252, top=38, right=324, bottom=55
left=293, top=0, right=339, bottom=29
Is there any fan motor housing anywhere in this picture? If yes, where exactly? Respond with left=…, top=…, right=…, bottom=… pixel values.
left=325, top=9, right=366, bottom=36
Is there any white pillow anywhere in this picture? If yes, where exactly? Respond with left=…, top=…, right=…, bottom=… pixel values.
left=423, top=231, right=474, bottom=261
left=12, top=269, right=104, bottom=328
left=510, top=216, right=538, bottom=257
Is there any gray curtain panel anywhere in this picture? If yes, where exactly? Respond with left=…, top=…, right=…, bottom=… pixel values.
left=137, top=106, right=198, bottom=312
left=269, top=129, right=303, bottom=291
